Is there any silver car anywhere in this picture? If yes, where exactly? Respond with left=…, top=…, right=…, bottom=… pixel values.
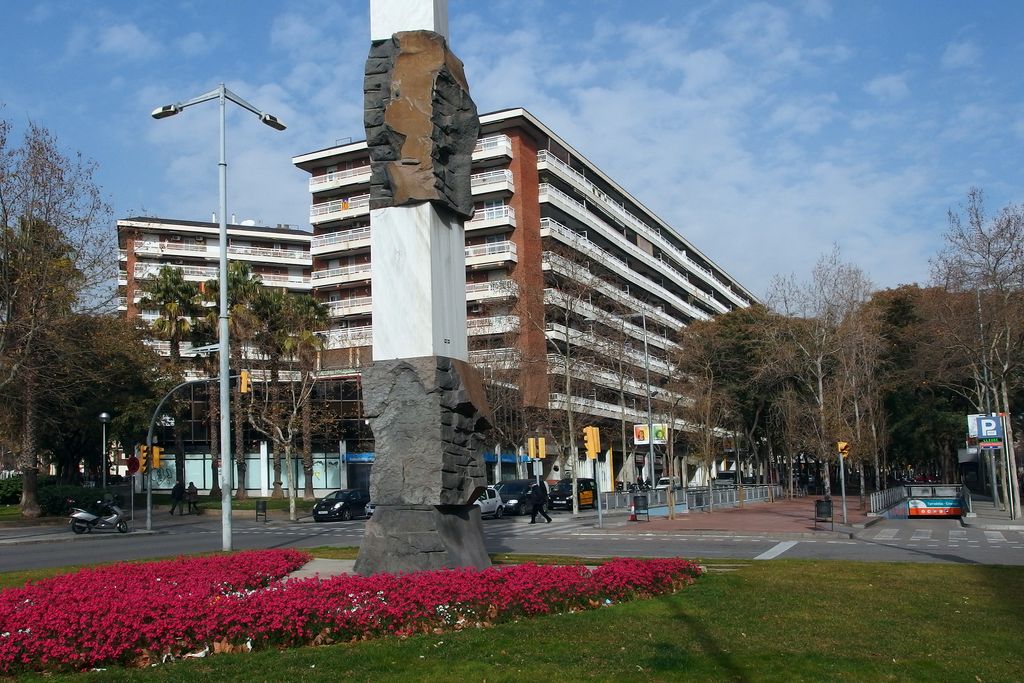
left=473, top=486, right=505, bottom=519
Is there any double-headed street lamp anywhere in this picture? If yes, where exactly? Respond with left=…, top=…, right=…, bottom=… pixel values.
left=152, top=84, right=285, bottom=551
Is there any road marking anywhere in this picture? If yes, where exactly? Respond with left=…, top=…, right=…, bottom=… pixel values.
left=910, top=530, right=932, bottom=541
left=984, top=531, right=1007, bottom=543
left=754, top=540, right=798, bottom=560
left=950, top=529, right=967, bottom=541
left=875, top=528, right=899, bottom=540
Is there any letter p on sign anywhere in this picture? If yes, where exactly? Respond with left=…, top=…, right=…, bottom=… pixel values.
left=978, top=417, right=1001, bottom=438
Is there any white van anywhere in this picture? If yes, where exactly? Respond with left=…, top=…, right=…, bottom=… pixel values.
left=655, top=477, right=681, bottom=490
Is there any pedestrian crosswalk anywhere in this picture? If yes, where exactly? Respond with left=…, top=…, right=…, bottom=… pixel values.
left=862, top=527, right=1024, bottom=547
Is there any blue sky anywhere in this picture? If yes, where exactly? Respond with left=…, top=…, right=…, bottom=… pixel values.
left=2, top=0, right=1022, bottom=298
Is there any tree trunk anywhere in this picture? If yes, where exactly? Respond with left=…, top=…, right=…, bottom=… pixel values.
left=232, top=379, right=248, bottom=501
left=19, top=374, right=41, bottom=518
left=302, top=397, right=314, bottom=500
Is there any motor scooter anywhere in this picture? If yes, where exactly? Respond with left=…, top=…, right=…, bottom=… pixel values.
left=69, top=499, right=129, bottom=534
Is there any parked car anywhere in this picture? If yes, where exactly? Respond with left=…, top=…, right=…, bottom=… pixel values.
left=548, top=478, right=597, bottom=511
left=312, top=489, right=370, bottom=522
left=495, top=479, right=546, bottom=516
left=473, top=486, right=504, bottom=519
left=655, top=477, right=681, bottom=490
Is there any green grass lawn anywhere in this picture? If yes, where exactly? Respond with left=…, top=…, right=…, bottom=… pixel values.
left=7, top=556, right=1023, bottom=682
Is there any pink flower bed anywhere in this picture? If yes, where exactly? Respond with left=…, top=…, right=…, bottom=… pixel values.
left=0, top=551, right=702, bottom=675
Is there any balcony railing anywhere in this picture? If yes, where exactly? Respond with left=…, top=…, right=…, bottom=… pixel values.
left=134, top=263, right=218, bottom=280
left=468, top=205, right=516, bottom=224
left=466, top=279, right=516, bottom=299
left=308, top=165, right=370, bottom=190
left=472, top=134, right=513, bottom=158
left=310, top=194, right=370, bottom=222
left=327, top=296, right=373, bottom=317
left=134, top=239, right=208, bottom=255
left=470, top=168, right=514, bottom=193
left=311, top=263, right=372, bottom=281
left=465, top=240, right=517, bottom=260
left=311, top=226, right=372, bottom=250
left=227, top=244, right=307, bottom=261
left=259, top=273, right=311, bottom=287
left=321, top=325, right=373, bottom=348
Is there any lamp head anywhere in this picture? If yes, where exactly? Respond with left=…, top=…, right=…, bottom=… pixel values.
left=151, top=104, right=181, bottom=119
left=260, top=113, right=286, bottom=131
left=98, top=412, right=111, bottom=423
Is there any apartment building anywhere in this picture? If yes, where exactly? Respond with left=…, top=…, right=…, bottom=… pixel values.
left=117, top=216, right=313, bottom=356
left=293, top=107, right=757, bottom=485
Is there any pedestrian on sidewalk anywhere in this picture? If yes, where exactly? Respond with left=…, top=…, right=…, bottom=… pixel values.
left=185, top=482, right=198, bottom=514
left=169, top=480, right=185, bottom=516
left=529, top=482, right=551, bottom=524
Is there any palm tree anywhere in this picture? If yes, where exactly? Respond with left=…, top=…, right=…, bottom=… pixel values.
left=202, top=262, right=262, bottom=500
left=139, top=266, right=200, bottom=482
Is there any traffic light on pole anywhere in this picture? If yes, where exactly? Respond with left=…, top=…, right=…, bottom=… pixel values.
left=240, top=369, right=251, bottom=394
left=138, top=445, right=149, bottom=472
left=583, top=426, right=600, bottom=459
left=537, top=437, right=546, bottom=459
left=151, top=446, right=162, bottom=469
left=837, top=441, right=850, bottom=458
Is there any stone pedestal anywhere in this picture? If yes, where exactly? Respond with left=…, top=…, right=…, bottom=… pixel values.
left=354, top=355, right=492, bottom=575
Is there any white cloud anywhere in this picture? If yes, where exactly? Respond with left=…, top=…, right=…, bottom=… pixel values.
left=95, top=22, right=160, bottom=59
left=941, top=40, right=980, bottom=69
left=864, top=73, right=909, bottom=102
left=176, top=32, right=211, bottom=57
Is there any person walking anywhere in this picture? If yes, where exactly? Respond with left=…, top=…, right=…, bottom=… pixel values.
left=185, top=482, right=198, bottom=514
left=169, top=480, right=185, bottom=516
left=529, top=482, right=551, bottom=524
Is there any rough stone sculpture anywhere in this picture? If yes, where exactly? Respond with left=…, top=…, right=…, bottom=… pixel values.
left=354, top=356, right=493, bottom=574
left=364, top=30, right=479, bottom=218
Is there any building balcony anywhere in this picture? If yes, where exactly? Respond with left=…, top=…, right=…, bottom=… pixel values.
left=310, top=194, right=370, bottom=225
left=327, top=296, right=373, bottom=318
left=227, top=244, right=308, bottom=263
left=133, top=262, right=218, bottom=282
left=470, top=169, right=514, bottom=196
left=465, top=240, right=517, bottom=268
left=311, top=226, right=372, bottom=256
left=472, top=134, right=513, bottom=163
left=467, top=314, right=519, bottom=337
left=311, top=263, right=372, bottom=288
left=466, top=205, right=516, bottom=232
left=537, top=151, right=747, bottom=309
left=259, top=273, right=312, bottom=290
left=133, top=239, right=209, bottom=259
left=118, top=249, right=127, bottom=261
left=308, top=165, right=371, bottom=194
left=321, top=325, right=373, bottom=349
left=466, top=279, right=516, bottom=302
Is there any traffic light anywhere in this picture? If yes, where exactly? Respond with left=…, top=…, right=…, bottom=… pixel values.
left=240, top=369, right=251, bottom=394
left=138, top=445, right=149, bottom=472
left=537, top=437, right=546, bottom=459
left=151, top=446, right=163, bottom=469
left=837, top=441, right=850, bottom=458
left=583, top=426, right=600, bottom=459
left=527, top=437, right=547, bottom=459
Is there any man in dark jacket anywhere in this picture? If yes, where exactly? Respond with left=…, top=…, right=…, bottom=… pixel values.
left=529, top=482, right=551, bottom=524
left=169, top=481, right=185, bottom=516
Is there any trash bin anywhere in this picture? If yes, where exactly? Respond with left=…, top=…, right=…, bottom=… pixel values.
left=631, top=494, right=650, bottom=521
left=814, top=499, right=833, bottom=529
left=255, top=500, right=267, bottom=522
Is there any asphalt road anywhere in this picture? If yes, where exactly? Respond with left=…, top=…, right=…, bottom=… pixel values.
left=3, top=513, right=1022, bottom=573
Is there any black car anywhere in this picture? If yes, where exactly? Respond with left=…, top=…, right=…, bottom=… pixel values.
left=312, top=489, right=370, bottom=522
left=495, top=479, right=547, bottom=516
left=548, top=478, right=597, bottom=511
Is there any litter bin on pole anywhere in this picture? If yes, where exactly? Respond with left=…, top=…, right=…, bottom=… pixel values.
left=814, top=499, right=833, bottom=530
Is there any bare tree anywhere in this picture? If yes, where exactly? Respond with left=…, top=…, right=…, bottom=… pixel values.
left=931, top=188, right=1024, bottom=518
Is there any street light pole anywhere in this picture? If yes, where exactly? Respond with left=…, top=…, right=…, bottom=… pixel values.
left=98, top=412, right=111, bottom=490
left=152, top=84, right=285, bottom=551
left=976, top=288, right=1001, bottom=510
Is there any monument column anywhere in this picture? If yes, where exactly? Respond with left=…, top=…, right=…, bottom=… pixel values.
left=354, top=0, right=492, bottom=576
